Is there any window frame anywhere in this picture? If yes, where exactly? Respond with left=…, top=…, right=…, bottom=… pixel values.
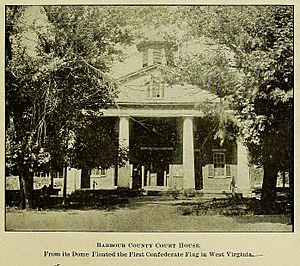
left=91, top=167, right=106, bottom=177
left=147, top=82, right=164, bottom=99
left=212, top=149, right=227, bottom=178
left=213, top=152, right=225, bottom=168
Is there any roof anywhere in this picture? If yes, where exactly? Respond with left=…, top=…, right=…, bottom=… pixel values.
left=117, top=63, right=178, bottom=83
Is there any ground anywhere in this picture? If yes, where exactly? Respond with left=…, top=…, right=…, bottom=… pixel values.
left=6, top=197, right=292, bottom=232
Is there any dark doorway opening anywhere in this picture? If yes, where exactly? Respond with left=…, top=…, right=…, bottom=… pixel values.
left=130, top=117, right=181, bottom=186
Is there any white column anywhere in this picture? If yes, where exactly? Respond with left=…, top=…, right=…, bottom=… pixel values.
left=119, top=116, right=129, bottom=148
left=106, top=168, right=115, bottom=188
left=118, top=116, right=131, bottom=188
left=146, top=171, right=150, bottom=187
left=236, top=141, right=252, bottom=197
left=66, top=168, right=81, bottom=194
left=163, top=171, right=167, bottom=187
left=183, top=116, right=195, bottom=189
left=141, top=166, right=145, bottom=189
left=129, top=164, right=133, bottom=189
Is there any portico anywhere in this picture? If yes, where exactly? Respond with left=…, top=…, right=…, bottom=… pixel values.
left=114, top=110, right=200, bottom=191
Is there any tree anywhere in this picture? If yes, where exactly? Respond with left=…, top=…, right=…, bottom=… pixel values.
left=68, top=116, right=128, bottom=188
left=5, top=6, right=132, bottom=208
left=130, top=6, right=293, bottom=206
left=5, top=6, right=53, bottom=208
left=181, top=6, right=293, bottom=207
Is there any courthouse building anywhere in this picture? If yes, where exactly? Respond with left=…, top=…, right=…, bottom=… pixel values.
left=59, top=37, right=253, bottom=197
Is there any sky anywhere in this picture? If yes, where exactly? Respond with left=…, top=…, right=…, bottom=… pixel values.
left=16, top=6, right=234, bottom=81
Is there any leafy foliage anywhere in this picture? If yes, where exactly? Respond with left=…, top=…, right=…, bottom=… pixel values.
left=69, top=117, right=128, bottom=170
left=182, top=6, right=293, bottom=171
left=5, top=6, right=132, bottom=207
left=6, top=5, right=293, bottom=209
left=180, top=6, right=293, bottom=206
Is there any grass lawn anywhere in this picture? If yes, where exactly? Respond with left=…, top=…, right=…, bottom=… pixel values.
left=5, top=197, right=292, bottom=232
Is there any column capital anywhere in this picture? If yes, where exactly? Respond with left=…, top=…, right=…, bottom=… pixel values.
left=119, top=116, right=130, bottom=148
left=119, top=115, right=130, bottom=119
left=182, top=115, right=194, bottom=120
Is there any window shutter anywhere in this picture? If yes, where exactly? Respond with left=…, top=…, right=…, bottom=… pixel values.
left=226, top=165, right=231, bottom=177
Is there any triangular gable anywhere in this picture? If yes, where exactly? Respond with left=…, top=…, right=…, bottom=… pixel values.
left=117, top=64, right=178, bottom=84
left=116, top=63, right=220, bottom=105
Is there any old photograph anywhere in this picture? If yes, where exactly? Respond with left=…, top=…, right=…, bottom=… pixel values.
left=5, top=5, right=293, bottom=232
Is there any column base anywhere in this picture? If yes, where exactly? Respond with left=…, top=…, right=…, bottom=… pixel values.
left=117, top=167, right=131, bottom=188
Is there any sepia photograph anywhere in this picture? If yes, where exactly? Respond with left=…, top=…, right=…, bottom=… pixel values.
left=4, top=4, right=293, bottom=234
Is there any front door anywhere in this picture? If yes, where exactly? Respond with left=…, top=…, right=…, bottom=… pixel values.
left=156, top=169, right=164, bottom=186
left=132, top=165, right=142, bottom=189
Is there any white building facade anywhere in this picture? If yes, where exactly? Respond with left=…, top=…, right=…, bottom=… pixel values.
left=82, top=38, right=253, bottom=196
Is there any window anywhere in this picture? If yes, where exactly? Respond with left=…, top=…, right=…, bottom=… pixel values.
left=91, top=168, right=106, bottom=176
left=213, top=152, right=225, bottom=168
left=212, top=151, right=226, bottom=177
left=153, top=49, right=162, bottom=64
left=226, top=165, right=231, bottom=177
left=49, top=169, right=63, bottom=179
left=152, top=84, right=161, bottom=98
left=147, top=83, right=164, bottom=98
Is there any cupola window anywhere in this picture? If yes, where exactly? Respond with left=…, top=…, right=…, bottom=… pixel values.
left=153, top=49, right=162, bottom=64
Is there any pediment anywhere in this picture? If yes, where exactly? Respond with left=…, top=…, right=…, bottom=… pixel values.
left=118, top=64, right=178, bottom=85
left=116, top=64, right=219, bottom=105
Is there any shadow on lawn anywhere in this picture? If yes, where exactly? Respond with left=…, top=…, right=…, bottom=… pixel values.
left=6, top=188, right=144, bottom=211
left=177, top=197, right=292, bottom=225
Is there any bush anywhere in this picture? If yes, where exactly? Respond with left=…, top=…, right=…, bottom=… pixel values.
left=183, top=189, right=196, bottom=198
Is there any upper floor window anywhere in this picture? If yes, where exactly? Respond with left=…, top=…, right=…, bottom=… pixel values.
left=147, top=83, right=164, bottom=98
left=213, top=152, right=225, bottom=168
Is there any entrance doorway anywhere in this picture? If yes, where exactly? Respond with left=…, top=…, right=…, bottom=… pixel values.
left=132, top=165, right=142, bottom=189
left=129, top=117, right=181, bottom=188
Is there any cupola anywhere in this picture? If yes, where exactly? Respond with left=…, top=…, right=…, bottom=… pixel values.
left=136, top=31, right=177, bottom=68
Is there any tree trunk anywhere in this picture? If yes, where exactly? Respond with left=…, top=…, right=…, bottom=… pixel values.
left=50, top=168, right=54, bottom=189
left=81, top=167, right=91, bottom=189
left=261, top=162, right=278, bottom=210
left=19, top=170, right=34, bottom=209
left=18, top=175, right=25, bottom=209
